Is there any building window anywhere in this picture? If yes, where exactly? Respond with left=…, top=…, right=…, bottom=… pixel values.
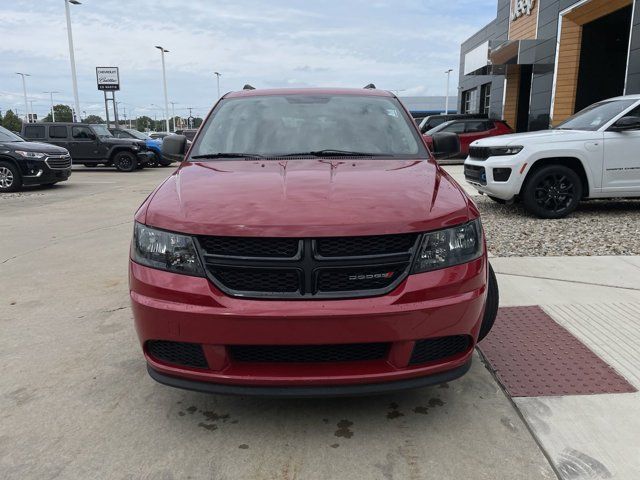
left=462, top=88, right=479, bottom=114
left=480, top=83, right=491, bottom=115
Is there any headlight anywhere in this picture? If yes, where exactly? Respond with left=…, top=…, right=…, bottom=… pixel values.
left=487, top=146, right=523, bottom=156
left=15, top=150, right=45, bottom=159
left=132, top=222, right=204, bottom=276
left=412, top=219, right=483, bottom=273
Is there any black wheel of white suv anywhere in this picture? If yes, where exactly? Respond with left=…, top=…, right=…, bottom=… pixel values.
left=478, top=263, right=499, bottom=342
left=0, top=161, right=22, bottom=193
left=113, top=151, right=138, bottom=172
left=522, top=165, right=582, bottom=219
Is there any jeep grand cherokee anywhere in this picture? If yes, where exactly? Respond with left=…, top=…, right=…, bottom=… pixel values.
left=130, top=87, right=498, bottom=396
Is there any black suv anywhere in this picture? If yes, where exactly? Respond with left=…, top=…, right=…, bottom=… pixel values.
left=21, top=123, right=154, bottom=172
left=0, top=125, right=71, bottom=192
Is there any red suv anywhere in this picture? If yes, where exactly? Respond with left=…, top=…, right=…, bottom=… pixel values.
left=130, top=88, right=498, bottom=396
left=423, top=119, right=513, bottom=157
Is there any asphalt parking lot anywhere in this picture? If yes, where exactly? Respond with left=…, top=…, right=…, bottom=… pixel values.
left=0, top=167, right=558, bottom=479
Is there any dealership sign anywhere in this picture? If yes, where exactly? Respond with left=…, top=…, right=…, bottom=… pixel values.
left=96, top=67, right=120, bottom=91
left=512, top=0, right=535, bottom=20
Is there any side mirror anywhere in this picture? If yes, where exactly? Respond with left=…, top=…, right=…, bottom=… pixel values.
left=162, top=134, right=188, bottom=162
left=610, top=116, right=640, bottom=131
left=431, top=132, right=460, bottom=160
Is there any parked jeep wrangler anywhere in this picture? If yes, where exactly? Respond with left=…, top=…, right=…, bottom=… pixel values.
left=21, top=123, right=154, bottom=172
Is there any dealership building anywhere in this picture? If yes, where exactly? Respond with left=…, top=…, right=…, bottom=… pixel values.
left=459, top=0, right=640, bottom=131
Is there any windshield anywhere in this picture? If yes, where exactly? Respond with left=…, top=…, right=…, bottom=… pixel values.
left=93, top=125, right=113, bottom=137
left=190, top=95, right=425, bottom=158
left=124, top=129, right=149, bottom=140
left=0, top=126, right=24, bottom=142
left=556, top=100, right=636, bottom=131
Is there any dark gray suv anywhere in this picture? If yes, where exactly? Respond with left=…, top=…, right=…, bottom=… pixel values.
left=21, top=123, right=154, bottom=172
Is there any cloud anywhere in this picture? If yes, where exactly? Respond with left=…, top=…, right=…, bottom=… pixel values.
left=0, top=0, right=497, bottom=117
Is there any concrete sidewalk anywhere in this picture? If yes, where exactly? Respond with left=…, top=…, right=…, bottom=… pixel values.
left=490, top=256, right=640, bottom=480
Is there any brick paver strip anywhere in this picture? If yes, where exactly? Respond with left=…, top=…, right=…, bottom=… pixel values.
left=478, top=306, right=637, bottom=397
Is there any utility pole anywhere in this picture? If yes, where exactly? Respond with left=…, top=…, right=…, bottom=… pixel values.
left=16, top=72, right=31, bottom=123
left=44, top=91, right=60, bottom=122
left=187, top=107, right=194, bottom=128
left=65, top=0, right=82, bottom=122
left=155, top=46, right=171, bottom=133
left=444, top=69, right=453, bottom=115
left=170, top=101, right=177, bottom=132
left=214, top=71, right=221, bottom=100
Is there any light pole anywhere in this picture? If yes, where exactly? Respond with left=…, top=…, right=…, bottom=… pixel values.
left=214, top=71, right=221, bottom=100
left=170, top=101, right=177, bottom=132
left=65, top=0, right=82, bottom=122
left=155, top=46, right=171, bottom=133
left=16, top=72, right=30, bottom=123
left=44, top=91, right=60, bottom=121
left=444, top=69, right=453, bottom=115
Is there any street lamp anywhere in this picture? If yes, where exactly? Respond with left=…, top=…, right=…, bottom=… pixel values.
left=16, top=73, right=31, bottom=123
left=170, top=101, right=177, bottom=132
left=43, top=91, right=60, bottom=121
left=65, top=0, right=82, bottom=122
left=214, top=71, right=221, bottom=100
left=155, top=46, right=171, bottom=133
left=444, top=69, right=453, bottom=115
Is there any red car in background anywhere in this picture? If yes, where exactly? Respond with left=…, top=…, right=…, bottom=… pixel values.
left=424, top=119, right=513, bottom=158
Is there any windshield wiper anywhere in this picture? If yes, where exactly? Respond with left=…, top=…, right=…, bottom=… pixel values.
left=277, top=149, right=385, bottom=157
left=191, top=152, right=265, bottom=160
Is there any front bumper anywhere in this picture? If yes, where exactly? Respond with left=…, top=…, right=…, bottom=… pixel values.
left=137, top=151, right=155, bottom=164
left=22, top=166, right=71, bottom=186
left=130, top=257, right=487, bottom=393
left=464, top=154, right=527, bottom=201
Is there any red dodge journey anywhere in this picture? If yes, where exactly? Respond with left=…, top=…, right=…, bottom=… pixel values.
left=129, top=87, right=498, bottom=396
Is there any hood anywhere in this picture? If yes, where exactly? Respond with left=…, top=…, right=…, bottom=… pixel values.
left=471, top=129, right=602, bottom=147
left=142, top=159, right=472, bottom=237
left=146, top=138, right=162, bottom=149
left=1, top=140, right=68, bottom=154
left=102, top=137, right=146, bottom=148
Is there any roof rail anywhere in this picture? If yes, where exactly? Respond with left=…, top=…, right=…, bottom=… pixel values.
left=243, top=84, right=256, bottom=90
left=363, top=83, right=376, bottom=89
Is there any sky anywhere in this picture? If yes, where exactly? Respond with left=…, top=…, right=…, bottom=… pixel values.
left=0, top=0, right=497, bottom=120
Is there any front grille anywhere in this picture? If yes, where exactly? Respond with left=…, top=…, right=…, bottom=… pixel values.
left=146, top=340, right=208, bottom=368
left=200, top=236, right=299, bottom=258
left=317, top=264, right=405, bottom=292
left=464, top=165, right=487, bottom=186
left=316, top=234, right=418, bottom=257
left=409, top=336, right=471, bottom=365
left=46, top=155, right=72, bottom=170
left=468, top=146, right=491, bottom=160
left=197, top=234, right=419, bottom=299
left=212, top=267, right=300, bottom=293
left=229, top=343, right=389, bottom=363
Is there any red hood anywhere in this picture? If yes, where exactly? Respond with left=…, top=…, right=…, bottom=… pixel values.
left=140, top=159, right=472, bottom=237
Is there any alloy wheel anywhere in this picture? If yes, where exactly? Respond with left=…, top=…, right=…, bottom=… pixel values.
left=0, top=166, right=14, bottom=189
left=533, top=174, right=575, bottom=214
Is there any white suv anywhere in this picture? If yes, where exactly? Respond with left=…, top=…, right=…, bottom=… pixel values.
left=464, top=95, right=640, bottom=218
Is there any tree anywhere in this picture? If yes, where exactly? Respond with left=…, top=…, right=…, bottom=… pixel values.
left=42, top=104, right=74, bottom=122
left=135, top=116, right=153, bottom=132
left=2, top=110, right=22, bottom=132
left=84, top=115, right=105, bottom=124
left=193, top=117, right=203, bottom=128
left=0, top=111, right=3, bottom=126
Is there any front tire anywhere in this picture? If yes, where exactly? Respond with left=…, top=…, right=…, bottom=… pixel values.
left=0, top=161, right=22, bottom=193
left=478, top=263, right=499, bottom=342
left=113, top=151, right=138, bottom=172
left=522, top=165, right=582, bottom=219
